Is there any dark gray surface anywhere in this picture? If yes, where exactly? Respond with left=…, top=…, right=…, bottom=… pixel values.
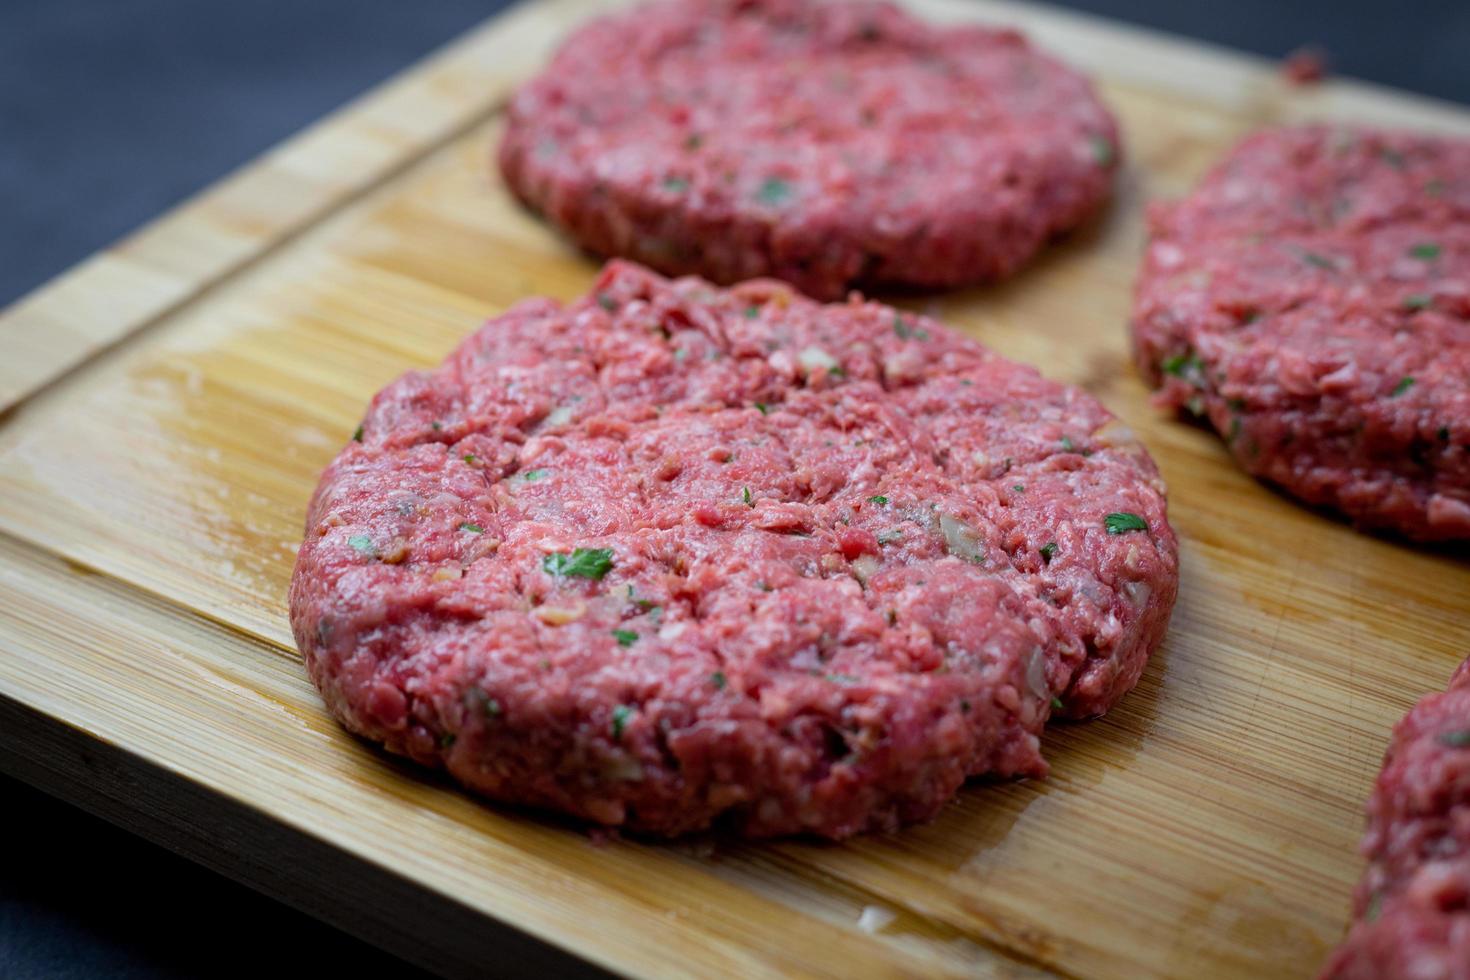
left=1, top=1, right=1467, bottom=977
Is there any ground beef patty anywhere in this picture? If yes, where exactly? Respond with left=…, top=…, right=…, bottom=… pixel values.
left=1321, top=659, right=1470, bottom=979
left=1133, top=126, right=1470, bottom=541
left=498, top=0, right=1118, bottom=301
left=289, top=261, right=1177, bottom=838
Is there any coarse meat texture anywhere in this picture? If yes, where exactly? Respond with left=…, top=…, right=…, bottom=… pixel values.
left=1320, top=659, right=1470, bottom=979
left=290, top=261, right=1178, bottom=838
left=1132, top=125, right=1470, bottom=542
left=499, top=0, right=1118, bottom=300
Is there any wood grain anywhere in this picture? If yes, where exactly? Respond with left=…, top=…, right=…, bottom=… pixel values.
left=1, top=0, right=1468, bottom=976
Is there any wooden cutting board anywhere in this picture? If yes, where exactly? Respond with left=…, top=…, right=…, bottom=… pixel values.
left=2, top=0, right=1468, bottom=976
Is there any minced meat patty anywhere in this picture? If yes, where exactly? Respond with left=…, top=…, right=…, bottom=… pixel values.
left=1133, top=125, right=1470, bottom=542
left=499, top=0, right=1119, bottom=300
left=1320, top=658, right=1470, bottom=979
left=289, top=261, right=1177, bottom=838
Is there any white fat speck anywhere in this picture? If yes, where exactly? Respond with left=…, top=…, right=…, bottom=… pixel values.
left=797, top=346, right=840, bottom=374
left=857, top=905, right=897, bottom=934
left=658, top=622, right=687, bottom=641
left=544, top=405, right=574, bottom=427
left=1025, top=647, right=1049, bottom=701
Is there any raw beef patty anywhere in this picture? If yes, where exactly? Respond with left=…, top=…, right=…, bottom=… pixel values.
left=1133, top=125, right=1470, bottom=541
left=499, top=0, right=1119, bottom=300
left=290, top=261, right=1178, bottom=838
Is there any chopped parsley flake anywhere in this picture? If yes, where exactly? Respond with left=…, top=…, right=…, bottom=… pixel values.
left=483, top=696, right=502, bottom=718
left=1302, top=252, right=1336, bottom=270
left=754, top=401, right=771, bottom=415
left=893, top=315, right=929, bottom=341
left=1089, top=135, right=1115, bottom=166
left=1409, top=242, right=1442, bottom=260
left=1050, top=696, right=1065, bottom=711
left=1040, top=542, right=1058, bottom=562
left=431, top=421, right=442, bottom=431
left=1161, top=352, right=1203, bottom=380
left=518, top=468, right=548, bottom=481
left=1104, top=512, right=1148, bottom=535
left=757, top=177, right=792, bottom=205
left=1012, top=484, right=1025, bottom=494
left=542, top=547, right=615, bottom=579
left=347, top=535, right=375, bottom=556
left=1404, top=293, right=1433, bottom=311
left=463, top=454, right=479, bottom=465
left=868, top=495, right=888, bottom=505
left=710, top=671, right=727, bottom=690
left=459, top=522, right=484, bottom=533
left=596, top=293, right=617, bottom=311
left=662, top=176, right=689, bottom=193
left=1060, top=436, right=1077, bottom=452
left=1391, top=376, right=1416, bottom=397
left=744, top=305, right=761, bottom=319
left=351, top=424, right=364, bottom=443
left=742, top=486, right=753, bottom=506
left=611, top=704, right=634, bottom=740
left=612, top=629, right=638, bottom=647
left=1437, top=730, right=1470, bottom=748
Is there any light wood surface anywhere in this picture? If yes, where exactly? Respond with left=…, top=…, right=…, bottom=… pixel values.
left=2, top=1, right=1468, bottom=977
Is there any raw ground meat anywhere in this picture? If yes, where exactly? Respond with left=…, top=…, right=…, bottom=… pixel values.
left=290, top=260, right=1178, bottom=838
left=1133, top=125, right=1470, bottom=542
left=499, top=0, right=1119, bottom=300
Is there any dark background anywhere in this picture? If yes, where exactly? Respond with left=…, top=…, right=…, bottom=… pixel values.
left=2, top=1, right=1467, bottom=976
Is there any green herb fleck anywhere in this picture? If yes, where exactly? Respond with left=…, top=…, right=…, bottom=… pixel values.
left=518, top=468, right=548, bottom=482
left=1391, top=376, right=1416, bottom=397
left=542, top=547, right=615, bottom=579
left=711, top=671, right=727, bottom=690
left=868, top=495, right=888, bottom=505
left=612, top=629, right=638, bottom=647
left=1089, top=134, right=1115, bottom=166
left=743, top=305, right=761, bottom=319
left=431, top=420, right=442, bottom=431
left=1012, top=484, right=1025, bottom=494
left=351, top=425, right=364, bottom=443
left=1040, top=542, right=1058, bottom=563
left=754, top=401, right=770, bottom=415
left=596, top=293, right=617, bottom=311
left=1050, top=696, right=1065, bottom=711
left=1437, top=730, right=1470, bottom=748
left=742, top=486, right=753, bottom=507
left=1409, top=242, right=1442, bottom=260
left=463, top=454, right=479, bottom=465
left=459, top=522, right=484, bottom=533
left=1161, top=352, right=1204, bottom=380
left=1060, top=436, right=1077, bottom=452
left=1104, top=512, right=1148, bottom=535
left=893, top=315, right=929, bottom=341
left=757, top=177, right=792, bottom=206
left=662, top=176, right=689, bottom=193
left=611, top=704, right=634, bottom=740
left=1404, top=293, right=1433, bottom=311
left=1302, top=252, right=1336, bottom=270
left=826, top=673, right=861, bottom=684
left=347, top=535, right=375, bottom=557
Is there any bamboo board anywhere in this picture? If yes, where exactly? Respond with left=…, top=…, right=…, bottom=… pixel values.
left=2, top=1, right=1469, bottom=976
